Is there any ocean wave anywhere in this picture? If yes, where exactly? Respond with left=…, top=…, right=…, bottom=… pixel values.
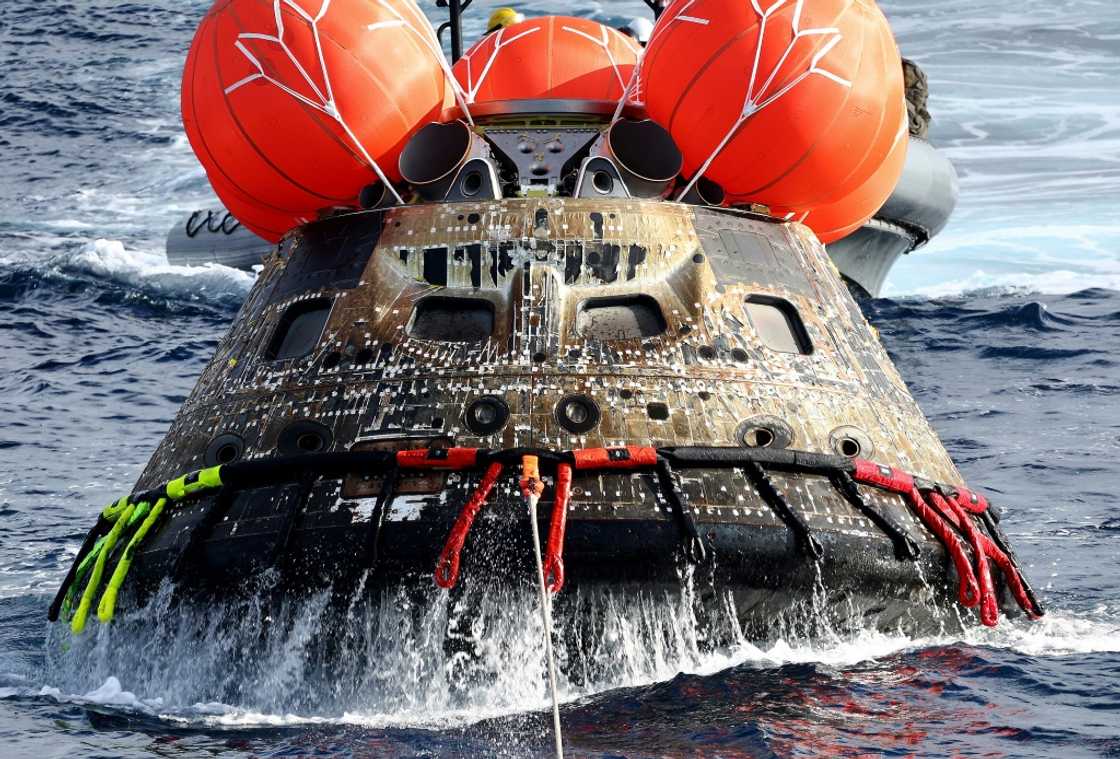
left=886, top=269, right=1120, bottom=298
left=0, top=238, right=252, bottom=312
left=63, top=238, right=254, bottom=301
left=19, top=606, right=1119, bottom=731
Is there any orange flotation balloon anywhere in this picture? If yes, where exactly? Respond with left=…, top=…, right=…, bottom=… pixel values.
left=182, top=0, right=451, bottom=241
left=642, top=0, right=906, bottom=211
left=769, top=124, right=909, bottom=243
left=453, top=16, right=640, bottom=105
left=204, top=170, right=304, bottom=242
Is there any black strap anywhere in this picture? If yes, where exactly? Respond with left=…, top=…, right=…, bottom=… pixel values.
left=270, top=471, right=318, bottom=569
left=170, top=486, right=238, bottom=583
left=654, top=457, right=708, bottom=564
left=743, top=460, right=823, bottom=561
left=47, top=515, right=111, bottom=622
left=362, top=465, right=399, bottom=570
left=660, top=445, right=852, bottom=475
left=831, top=472, right=920, bottom=561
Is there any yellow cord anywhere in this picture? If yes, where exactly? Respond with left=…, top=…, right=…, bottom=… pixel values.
left=71, top=502, right=136, bottom=634
left=97, top=498, right=167, bottom=624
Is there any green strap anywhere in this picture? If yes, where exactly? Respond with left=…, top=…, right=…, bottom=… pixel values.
left=97, top=498, right=166, bottom=624
left=61, top=464, right=224, bottom=633
left=60, top=534, right=110, bottom=621
left=166, top=466, right=223, bottom=500
left=71, top=502, right=136, bottom=634
left=74, top=535, right=108, bottom=581
left=100, top=496, right=131, bottom=522
left=126, top=500, right=151, bottom=527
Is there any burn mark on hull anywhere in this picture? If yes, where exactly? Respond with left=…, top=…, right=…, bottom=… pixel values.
left=589, top=211, right=604, bottom=239
left=422, top=247, right=448, bottom=286
left=586, top=243, right=620, bottom=283
left=564, top=242, right=583, bottom=285
left=467, top=244, right=483, bottom=289
left=626, top=244, right=646, bottom=280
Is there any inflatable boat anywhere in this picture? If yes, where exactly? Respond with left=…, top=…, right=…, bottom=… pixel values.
left=52, top=0, right=1037, bottom=652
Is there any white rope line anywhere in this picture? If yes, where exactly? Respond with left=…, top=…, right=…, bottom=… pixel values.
left=526, top=489, right=564, bottom=759
left=746, top=0, right=788, bottom=105
left=611, top=0, right=710, bottom=123
left=224, top=72, right=263, bottom=94
left=676, top=0, right=851, bottom=201
left=373, top=0, right=474, bottom=126
left=231, top=0, right=405, bottom=204
left=458, top=25, right=542, bottom=104
left=561, top=25, right=628, bottom=93
left=890, top=100, right=908, bottom=151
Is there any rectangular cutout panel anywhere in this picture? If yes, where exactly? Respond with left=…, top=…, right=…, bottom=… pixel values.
left=408, top=296, right=495, bottom=342
left=576, top=294, right=667, bottom=340
left=266, top=297, right=333, bottom=360
left=745, top=295, right=813, bottom=355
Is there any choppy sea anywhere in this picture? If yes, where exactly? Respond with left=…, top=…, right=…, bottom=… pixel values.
left=1, top=0, right=1118, bottom=756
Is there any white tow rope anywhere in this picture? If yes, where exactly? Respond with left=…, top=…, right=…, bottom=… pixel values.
left=521, top=455, right=564, bottom=759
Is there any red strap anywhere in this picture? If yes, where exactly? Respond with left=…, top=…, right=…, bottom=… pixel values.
left=852, top=460, right=915, bottom=493
left=928, top=490, right=998, bottom=627
left=976, top=532, right=1041, bottom=619
left=828, top=459, right=1038, bottom=622
left=904, top=487, right=981, bottom=608
left=433, top=461, right=503, bottom=588
left=953, top=487, right=989, bottom=515
left=542, top=463, right=573, bottom=593
left=939, top=499, right=1039, bottom=619
left=572, top=446, right=658, bottom=471
left=928, top=490, right=1038, bottom=620
left=398, top=447, right=479, bottom=470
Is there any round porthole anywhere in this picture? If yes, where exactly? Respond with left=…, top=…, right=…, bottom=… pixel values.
left=736, top=416, right=794, bottom=449
left=205, top=433, right=245, bottom=467
left=592, top=170, right=614, bottom=195
left=829, top=426, right=873, bottom=458
left=460, top=170, right=483, bottom=197
left=555, top=394, right=601, bottom=434
left=464, top=396, right=510, bottom=436
left=278, top=420, right=333, bottom=456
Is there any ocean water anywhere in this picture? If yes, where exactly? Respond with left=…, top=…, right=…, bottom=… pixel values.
left=1, top=0, right=1118, bottom=757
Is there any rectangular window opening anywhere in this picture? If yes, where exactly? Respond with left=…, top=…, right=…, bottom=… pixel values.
left=576, top=294, right=667, bottom=340
left=408, top=296, right=495, bottom=342
left=744, top=295, right=813, bottom=355
left=266, top=297, right=333, bottom=361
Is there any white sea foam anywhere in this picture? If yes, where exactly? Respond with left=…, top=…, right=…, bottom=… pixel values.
left=887, top=268, right=1120, bottom=299
left=63, top=238, right=253, bottom=301
left=81, top=676, right=165, bottom=711
left=36, top=571, right=1120, bottom=731
left=42, top=607, right=1119, bottom=731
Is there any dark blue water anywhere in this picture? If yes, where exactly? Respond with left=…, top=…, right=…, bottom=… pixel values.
left=2, top=0, right=1119, bottom=756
